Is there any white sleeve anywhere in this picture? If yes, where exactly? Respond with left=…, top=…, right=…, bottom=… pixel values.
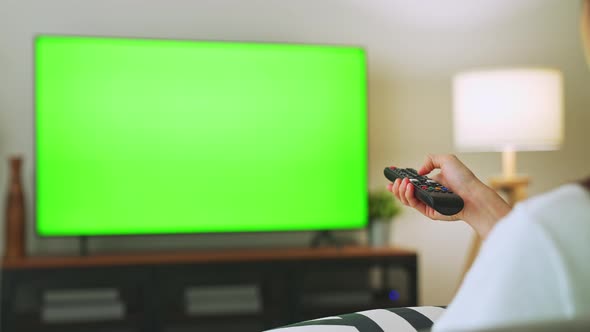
left=432, top=205, right=571, bottom=331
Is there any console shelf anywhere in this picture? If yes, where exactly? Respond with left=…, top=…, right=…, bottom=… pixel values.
left=1, top=246, right=418, bottom=332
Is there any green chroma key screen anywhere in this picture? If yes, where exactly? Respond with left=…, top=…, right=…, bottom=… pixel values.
left=35, top=35, right=367, bottom=236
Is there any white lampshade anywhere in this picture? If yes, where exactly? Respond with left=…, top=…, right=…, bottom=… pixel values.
left=453, top=68, right=564, bottom=152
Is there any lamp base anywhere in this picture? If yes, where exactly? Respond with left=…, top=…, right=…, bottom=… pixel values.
left=502, top=148, right=517, bottom=178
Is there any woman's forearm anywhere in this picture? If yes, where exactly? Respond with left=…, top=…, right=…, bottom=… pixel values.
left=466, top=184, right=512, bottom=238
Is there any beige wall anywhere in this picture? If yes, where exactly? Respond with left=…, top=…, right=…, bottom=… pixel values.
left=1, top=0, right=589, bottom=306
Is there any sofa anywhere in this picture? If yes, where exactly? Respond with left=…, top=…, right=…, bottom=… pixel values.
left=266, top=306, right=445, bottom=332
left=265, top=306, right=590, bottom=332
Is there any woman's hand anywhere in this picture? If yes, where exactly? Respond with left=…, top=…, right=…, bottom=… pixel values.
left=387, top=154, right=511, bottom=238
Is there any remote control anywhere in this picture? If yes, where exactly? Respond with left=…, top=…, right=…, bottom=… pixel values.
left=383, top=166, right=464, bottom=216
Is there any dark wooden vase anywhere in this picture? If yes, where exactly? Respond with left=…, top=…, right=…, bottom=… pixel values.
left=5, top=157, right=26, bottom=260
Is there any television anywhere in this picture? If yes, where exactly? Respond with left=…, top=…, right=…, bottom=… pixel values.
left=35, top=35, right=368, bottom=236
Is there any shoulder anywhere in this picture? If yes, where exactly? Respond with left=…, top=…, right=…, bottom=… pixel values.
left=514, top=183, right=590, bottom=314
left=513, top=183, right=590, bottom=254
left=434, top=184, right=590, bottom=330
left=481, top=183, right=590, bottom=255
left=483, top=183, right=590, bottom=293
left=475, top=183, right=590, bottom=262
left=517, top=183, right=590, bottom=224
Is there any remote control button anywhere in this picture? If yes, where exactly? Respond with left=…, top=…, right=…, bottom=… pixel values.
left=410, top=179, right=419, bottom=183
left=421, top=185, right=427, bottom=189
left=389, top=166, right=396, bottom=170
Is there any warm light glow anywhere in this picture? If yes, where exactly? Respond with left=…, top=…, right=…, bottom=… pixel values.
left=453, top=68, right=563, bottom=152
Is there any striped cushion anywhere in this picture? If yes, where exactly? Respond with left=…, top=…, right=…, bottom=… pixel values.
left=266, top=306, right=446, bottom=332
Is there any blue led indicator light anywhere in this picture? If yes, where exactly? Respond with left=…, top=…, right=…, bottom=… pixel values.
left=388, top=289, right=400, bottom=301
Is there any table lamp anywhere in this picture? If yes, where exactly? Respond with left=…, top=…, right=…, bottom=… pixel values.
left=452, top=68, right=564, bottom=280
left=453, top=68, right=564, bottom=179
